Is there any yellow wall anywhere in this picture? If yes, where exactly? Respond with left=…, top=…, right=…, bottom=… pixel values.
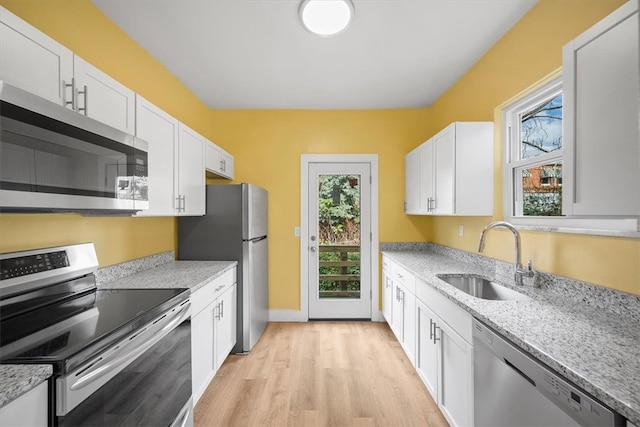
left=1, top=0, right=637, bottom=305
left=426, top=0, right=640, bottom=296
left=207, top=110, right=432, bottom=309
left=0, top=0, right=213, bottom=266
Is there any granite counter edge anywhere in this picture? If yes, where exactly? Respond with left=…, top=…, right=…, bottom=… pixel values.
left=0, top=364, right=52, bottom=408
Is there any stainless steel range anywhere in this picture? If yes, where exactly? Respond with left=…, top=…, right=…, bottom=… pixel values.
left=0, top=243, right=192, bottom=427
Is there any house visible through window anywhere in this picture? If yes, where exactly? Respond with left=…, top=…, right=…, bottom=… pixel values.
left=505, top=78, right=563, bottom=218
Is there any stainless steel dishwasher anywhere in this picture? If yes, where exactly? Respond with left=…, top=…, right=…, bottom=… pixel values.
left=473, top=319, right=625, bottom=427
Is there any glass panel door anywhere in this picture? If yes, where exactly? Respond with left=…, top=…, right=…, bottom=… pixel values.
left=318, top=174, right=361, bottom=299
left=308, top=162, right=371, bottom=319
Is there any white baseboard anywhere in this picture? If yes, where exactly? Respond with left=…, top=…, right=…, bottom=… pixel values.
left=269, top=309, right=308, bottom=322
left=269, top=309, right=385, bottom=322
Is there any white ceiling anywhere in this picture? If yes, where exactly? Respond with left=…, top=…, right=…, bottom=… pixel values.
left=92, top=0, right=537, bottom=110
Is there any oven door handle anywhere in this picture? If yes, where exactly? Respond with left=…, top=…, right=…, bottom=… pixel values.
left=69, top=302, right=191, bottom=391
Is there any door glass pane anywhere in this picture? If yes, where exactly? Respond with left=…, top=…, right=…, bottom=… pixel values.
left=520, top=162, right=563, bottom=216
left=317, top=174, right=361, bottom=299
left=520, top=94, right=563, bottom=159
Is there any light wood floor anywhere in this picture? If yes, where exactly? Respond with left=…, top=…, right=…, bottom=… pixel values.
left=194, top=322, right=449, bottom=427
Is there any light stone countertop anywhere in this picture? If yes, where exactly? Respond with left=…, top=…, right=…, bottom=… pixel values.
left=1, top=258, right=237, bottom=408
left=97, top=260, right=238, bottom=292
left=0, top=365, right=52, bottom=408
left=382, top=247, right=640, bottom=425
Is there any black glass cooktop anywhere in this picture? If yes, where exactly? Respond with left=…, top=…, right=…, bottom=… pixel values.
left=0, top=286, right=188, bottom=374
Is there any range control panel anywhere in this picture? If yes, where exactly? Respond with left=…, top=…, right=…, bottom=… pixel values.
left=0, top=251, right=69, bottom=280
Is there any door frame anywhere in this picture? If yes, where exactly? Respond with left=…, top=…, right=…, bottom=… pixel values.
left=300, top=154, right=381, bottom=321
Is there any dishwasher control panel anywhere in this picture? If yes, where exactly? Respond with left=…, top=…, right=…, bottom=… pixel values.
left=473, top=320, right=624, bottom=427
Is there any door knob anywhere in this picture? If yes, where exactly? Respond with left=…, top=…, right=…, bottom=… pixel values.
left=310, top=247, right=317, bottom=252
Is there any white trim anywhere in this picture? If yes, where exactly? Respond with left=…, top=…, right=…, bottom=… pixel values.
left=300, top=154, right=380, bottom=321
left=268, top=309, right=308, bottom=322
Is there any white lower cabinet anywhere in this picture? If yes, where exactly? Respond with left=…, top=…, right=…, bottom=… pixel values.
left=416, top=299, right=438, bottom=399
left=383, top=254, right=474, bottom=427
left=0, top=381, right=47, bottom=427
left=190, top=268, right=237, bottom=404
left=381, top=257, right=393, bottom=323
left=416, top=278, right=473, bottom=427
left=392, top=280, right=416, bottom=365
left=385, top=255, right=416, bottom=366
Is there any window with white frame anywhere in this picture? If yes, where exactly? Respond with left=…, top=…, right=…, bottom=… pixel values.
left=505, top=78, right=563, bottom=218
left=503, top=76, right=638, bottom=234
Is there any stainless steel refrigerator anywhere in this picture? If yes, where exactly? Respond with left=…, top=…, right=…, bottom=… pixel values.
left=178, top=183, right=268, bottom=353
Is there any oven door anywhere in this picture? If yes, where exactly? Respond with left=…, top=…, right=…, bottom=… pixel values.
left=56, top=300, right=192, bottom=427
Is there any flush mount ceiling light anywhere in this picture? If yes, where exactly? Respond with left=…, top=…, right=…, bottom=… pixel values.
left=299, top=0, right=354, bottom=36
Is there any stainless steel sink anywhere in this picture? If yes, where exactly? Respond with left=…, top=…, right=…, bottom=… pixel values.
left=436, top=274, right=531, bottom=301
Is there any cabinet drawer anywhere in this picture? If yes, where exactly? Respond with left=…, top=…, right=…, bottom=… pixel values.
left=416, top=278, right=472, bottom=344
left=191, top=268, right=236, bottom=316
left=391, top=262, right=415, bottom=295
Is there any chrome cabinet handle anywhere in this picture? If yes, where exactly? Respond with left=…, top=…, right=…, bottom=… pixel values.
left=214, top=303, right=220, bottom=320
left=429, top=319, right=440, bottom=344
left=220, top=300, right=224, bottom=318
left=427, top=197, right=436, bottom=212
left=64, top=78, right=76, bottom=110
left=77, top=84, right=88, bottom=115
left=176, top=195, right=186, bottom=212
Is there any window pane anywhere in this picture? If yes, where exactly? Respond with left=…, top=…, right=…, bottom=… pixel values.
left=521, top=163, right=563, bottom=216
left=317, top=174, right=361, bottom=299
left=521, top=94, right=562, bottom=159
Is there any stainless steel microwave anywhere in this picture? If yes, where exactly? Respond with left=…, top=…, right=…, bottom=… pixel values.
left=0, top=80, right=148, bottom=213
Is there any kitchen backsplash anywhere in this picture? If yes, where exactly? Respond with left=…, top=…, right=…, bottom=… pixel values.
left=381, top=242, right=640, bottom=323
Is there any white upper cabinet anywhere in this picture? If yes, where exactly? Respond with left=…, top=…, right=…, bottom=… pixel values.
left=73, top=55, right=135, bottom=134
left=405, top=122, right=494, bottom=216
left=405, top=146, right=421, bottom=213
left=177, top=123, right=205, bottom=216
left=562, top=1, right=639, bottom=216
left=135, top=95, right=178, bottom=216
left=0, top=7, right=135, bottom=134
left=205, top=140, right=234, bottom=180
left=0, top=6, right=72, bottom=105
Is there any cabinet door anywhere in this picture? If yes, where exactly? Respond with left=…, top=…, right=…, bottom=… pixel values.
left=0, top=6, right=73, bottom=105
left=177, top=123, right=205, bottom=216
left=563, top=2, right=639, bottom=216
left=0, top=381, right=47, bottom=427
left=204, top=142, right=221, bottom=174
left=219, top=149, right=234, bottom=179
left=405, top=146, right=421, bottom=213
left=390, top=281, right=404, bottom=341
left=381, top=264, right=393, bottom=324
left=437, top=321, right=474, bottom=427
left=214, top=283, right=237, bottom=372
left=401, top=286, right=416, bottom=366
left=135, top=95, right=178, bottom=216
left=191, top=301, right=215, bottom=404
left=433, top=125, right=455, bottom=215
left=73, top=55, right=135, bottom=134
left=420, top=142, right=435, bottom=214
left=416, top=299, right=438, bottom=401
left=454, top=122, right=494, bottom=215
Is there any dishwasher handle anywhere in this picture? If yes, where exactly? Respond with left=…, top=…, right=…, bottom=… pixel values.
left=504, top=357, right=535, bottom=387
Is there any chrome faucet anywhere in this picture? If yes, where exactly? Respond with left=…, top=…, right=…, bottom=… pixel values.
left=478, top=221, right=534, bottom=285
